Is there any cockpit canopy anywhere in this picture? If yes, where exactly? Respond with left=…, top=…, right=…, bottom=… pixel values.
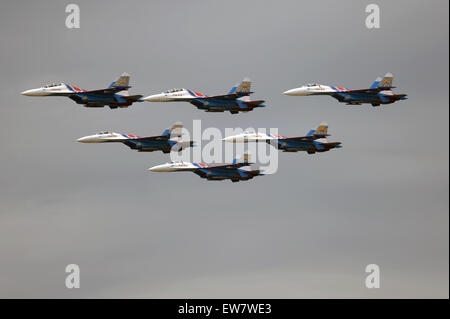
left=43, top=83, right=63, bottom=88
left=99, top=131, right=110, bottom=134
left=163, top=88, right=184, bottom=94
left=305, top=83, right=318, bottom=87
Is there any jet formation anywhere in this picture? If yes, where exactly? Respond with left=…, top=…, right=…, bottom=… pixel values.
left=21, top=72, right=407, bottom=182
left=283, top=73, right=407, bottom=106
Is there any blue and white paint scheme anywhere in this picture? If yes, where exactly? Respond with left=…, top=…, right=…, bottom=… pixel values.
left=143, top=79, right=265, bottom=114
left=77, top=122, right=194, bottom=153
left=21, top=73, right=143, bottom=109
left=283, top=73, right=407, bottom=107
left=149, top=153, right=263, bottom=182
left=223, top=123, right=342, bottom=154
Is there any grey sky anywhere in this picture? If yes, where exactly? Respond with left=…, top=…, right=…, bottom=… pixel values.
left=0, top=0, right=448, bottom=298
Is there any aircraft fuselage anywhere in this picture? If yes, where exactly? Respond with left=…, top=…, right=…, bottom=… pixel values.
left=68, top=93, right=134, bottom=108
left=271, top=139, right=341, bottom=153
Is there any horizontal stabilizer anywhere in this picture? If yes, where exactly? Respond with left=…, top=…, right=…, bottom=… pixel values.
left=124, top=95, right=143, bottom=101
left=83, top=87, right=131, bottom=95
left=242, top=99, right=265, bottom=106
left=323, top=142, right=342, bottom=148
left=392, top=94, right=407, bottom=99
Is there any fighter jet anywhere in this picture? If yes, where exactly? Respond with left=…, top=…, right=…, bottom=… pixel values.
left=21, top=73, right=143, bottom=109
left=142, top=79, right=265, bottom=114
left=149, top=153, right=264, bottom=182
left=77, top=122, right=194, bottom=153
left=223, top=123, right=342, bottom=154
left=283, top=73, right=407, bottom=107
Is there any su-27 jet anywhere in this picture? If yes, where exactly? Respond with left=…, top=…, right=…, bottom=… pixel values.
left=21, top=73, right=143, bottom=109
left=223, top=123, right=342, bottom=154
left=283, top=73, right=407, bottom=107
left=149, top=153, right=264, bottom=182
left=143, top=79, right=265, bottom=114
left=77, top=122, right=194, bottom=153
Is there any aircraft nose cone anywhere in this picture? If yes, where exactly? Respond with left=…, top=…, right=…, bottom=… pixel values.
left=283, top=88, right=302, bottom=96
left=149, top=164, right=173, bottom=172
left=222, top=136, right=234, bottom=143
left=76, top=136, right=96, bottom=143
left=143, top=94, right=165, bottom=102
left=148, top=166, right=160, bottom=172
left=21, top=89, right=37, bottom=96
left=21, top=88, right=47, bottom=96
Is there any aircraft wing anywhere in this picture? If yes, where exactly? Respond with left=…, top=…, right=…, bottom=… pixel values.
left=207, top=91, right=253, bottom=100
left=128, top=135, right=171, bottom=142
left=203, top=162, right=252, bottom=169
left=82, top=86, right=131, bottom=94
left=282, top=135, right=328, bottom=142
left=338, top=87, right=395, bottom=95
